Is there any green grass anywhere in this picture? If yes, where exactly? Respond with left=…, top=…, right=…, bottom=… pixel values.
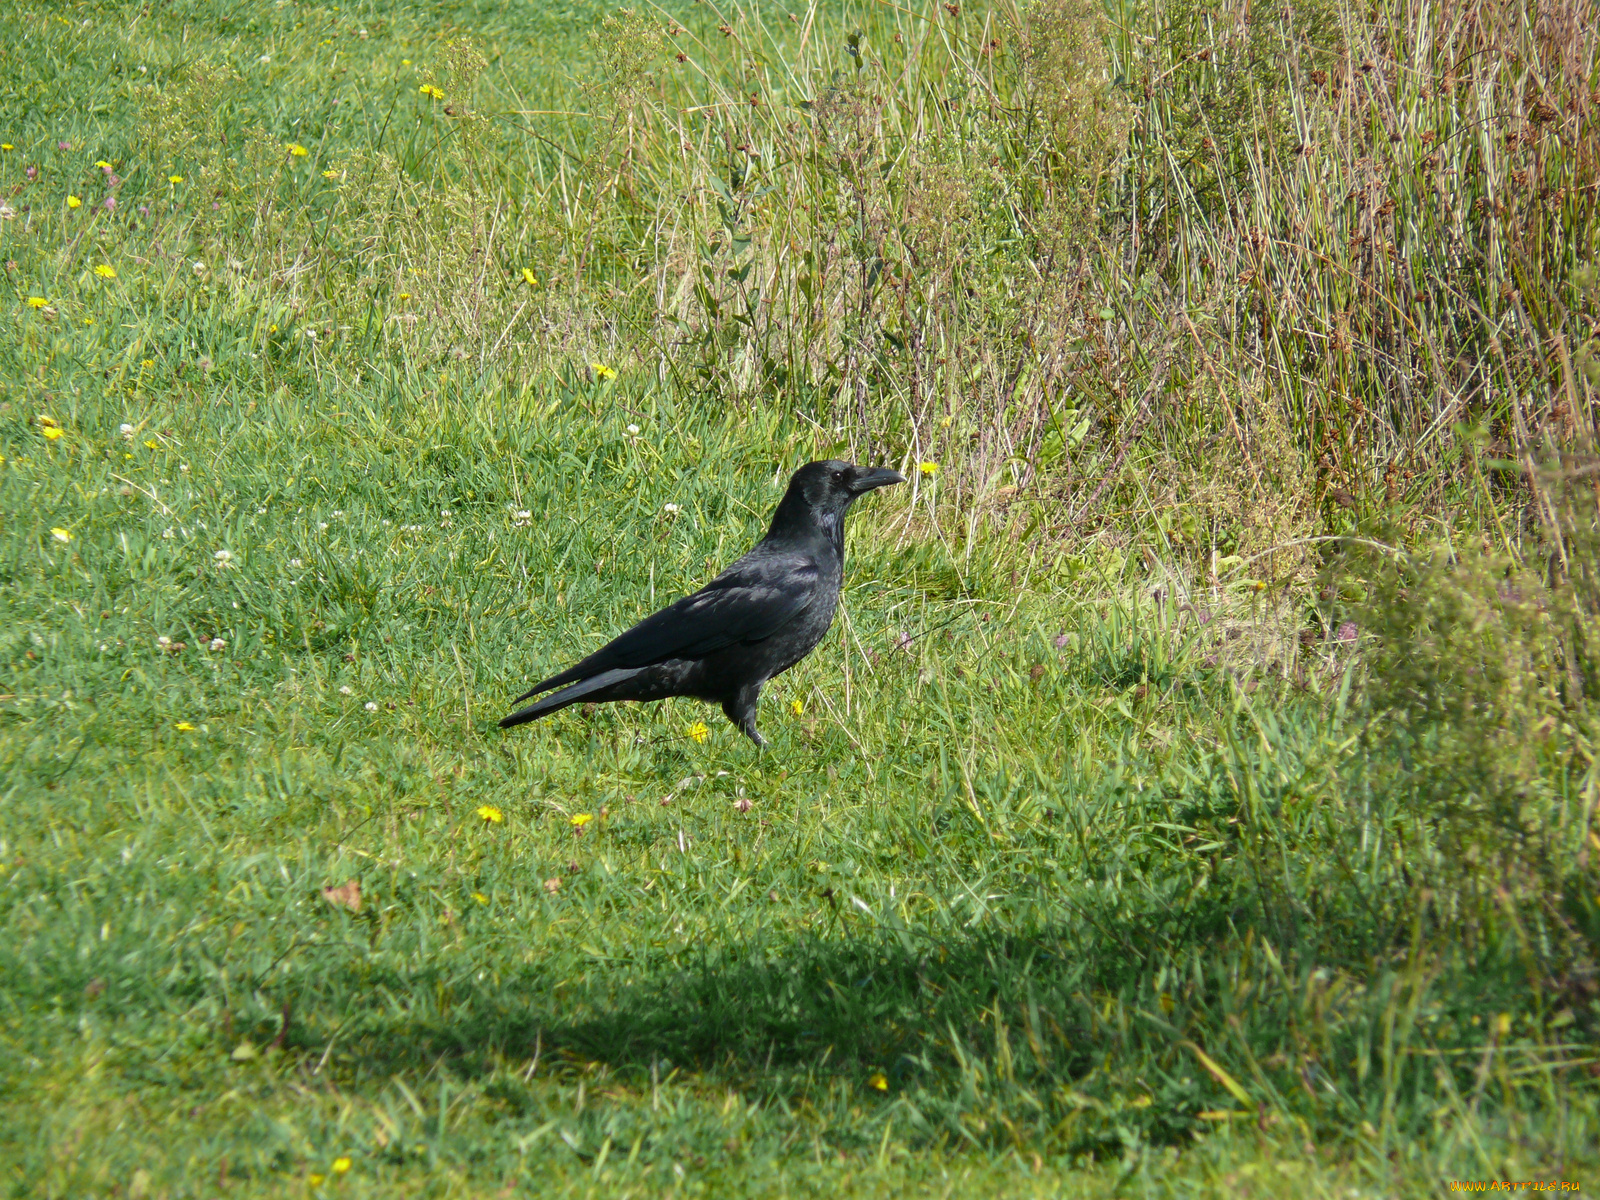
left=3, top=1, right=1599, bottom=1197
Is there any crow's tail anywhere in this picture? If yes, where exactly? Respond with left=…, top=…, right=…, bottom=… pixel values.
left=498, top=667, right=642, bottom=729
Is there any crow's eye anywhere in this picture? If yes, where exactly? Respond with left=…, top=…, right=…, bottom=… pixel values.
left=832, top=470, right=845, bottom=484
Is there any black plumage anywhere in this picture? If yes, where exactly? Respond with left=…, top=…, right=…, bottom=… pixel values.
left=498, top=460, right=904, bottom=744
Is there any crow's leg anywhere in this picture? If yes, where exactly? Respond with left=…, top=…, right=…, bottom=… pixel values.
left=722, top=682, right=767, bottom=747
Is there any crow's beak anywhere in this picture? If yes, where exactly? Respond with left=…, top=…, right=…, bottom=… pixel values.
left=850, top=467, right=906, bottom=493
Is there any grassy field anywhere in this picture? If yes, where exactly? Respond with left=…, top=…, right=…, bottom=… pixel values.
left=3, top=0, right=1599, bottom=1196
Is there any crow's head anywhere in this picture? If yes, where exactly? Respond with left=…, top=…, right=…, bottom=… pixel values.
left=792, top=459, right=905, bottom=513
left=771, top=460, right=905, bottom=541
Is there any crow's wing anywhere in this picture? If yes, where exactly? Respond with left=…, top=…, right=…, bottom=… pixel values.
left=511, top=554, right=819, bottom=703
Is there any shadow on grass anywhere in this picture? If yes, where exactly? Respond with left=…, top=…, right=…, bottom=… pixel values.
left=290, top=880, right=1403, bottom=1155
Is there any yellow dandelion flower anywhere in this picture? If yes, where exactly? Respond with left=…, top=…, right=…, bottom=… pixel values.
left=0, top=144, right=13, bottom=151
left=918, top=461, right=938, bottom=476
left=476, top=804, right=504, bottom=824
left=472, top=891, right=488, bottom=904
left=140, top=359, right=155, bottom=369
left=144, top=439, right=158, bottom=449
left=397, top=292, right=411, bottom=301
left=790, top=698, right=804, bottom=716
left=286, top=143, right=309, bottom=157
left=175, top=722, right=196, bottom=732
left=571, top=813, right=593, bottom=827
left=331, top=1157, right=352, bottom=1174
left=168, top=174, right=183, bottom=183
left=51, top=527, right=73, bottom=542
left=94, top=264, right=116, bottom=279
left=27, top=296, right=48, bottom=308
left=419, top=84, right=445, bottom=100
left=67, top=195, right=82, bottom=209
left=309, top=1174, right=326, bottom=1186
left=686, top=720, right=709, bottom=744
left=322, top=169, right=339, bottom=179
left=402, top=58, right=412, bottom=65
left=521, top=267, right=538, bottom=287
left=591, top=362, right=617, bottom=381
left=868, top=1072, right=888, bottom=1090
left=42, top=426, right=63, bottom=441
left=95, top=160, right=111, bottom=169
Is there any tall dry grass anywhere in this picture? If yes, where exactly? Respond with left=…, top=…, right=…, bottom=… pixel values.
left=103, top=0, right=1599, bottom=576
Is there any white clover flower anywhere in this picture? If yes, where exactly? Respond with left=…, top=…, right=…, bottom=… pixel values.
left=119, top=423, right=134, bottom=439
left=289, top=558, right=303, bottom=568
left=208, top=638, right=226, bottom=652
left=179, top=463, right=189, bottom=472
left=156, top=635, right=171, bottom=647
left=318, top=522, right=329, bottom=531
left=440, top=509, right=451, bottom=517
left=331, top=510, right=344, bottom=518
left=162, top=528, right=174, bottom=539
left=257, top=508, right=267, bottom=515
left=381, top=519, right=391, bottom=526
left=626, top=423, right=640, bottom=435
left=365, top=701, right=378, bottom=712
left=258, top=53, right=272, bottom=63
left=663, top=503, right=680, bottom=514
left=213, top=549, right=232, bottom=563
left=339, top=685, right=352, bottom=695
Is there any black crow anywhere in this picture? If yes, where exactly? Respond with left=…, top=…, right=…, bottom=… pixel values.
left=498, top=460, right=905, bottom=744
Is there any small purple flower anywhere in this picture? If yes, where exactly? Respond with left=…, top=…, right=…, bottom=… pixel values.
left=1336, top=620, right=1358, bottom=643
left=58, top=141, right=71, bottom=151
left=102, top=196, right=116, bottom=211
left=25, top=165, right=38, bottom=181
left=138, top=205, right=150, bottom=216
left=107, top=173, right=121, bottom=188
left=212, top=201, right=220, bottom=210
